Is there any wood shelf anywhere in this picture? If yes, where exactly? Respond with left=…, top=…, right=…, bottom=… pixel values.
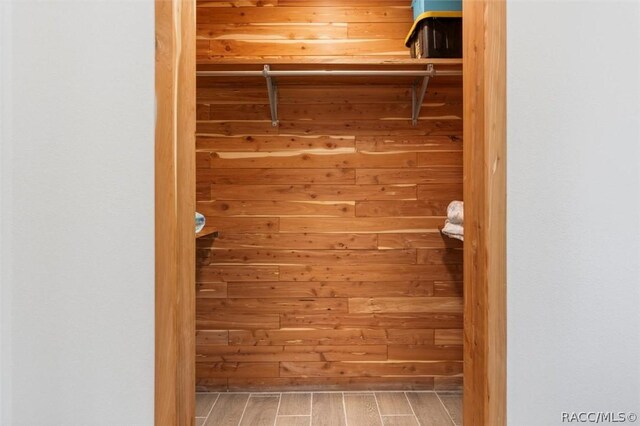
left=197, top=57, right=462, bottom=72
left=196, top=228, right=219, bottom=239
left=196, top=58, right=462, bottom=90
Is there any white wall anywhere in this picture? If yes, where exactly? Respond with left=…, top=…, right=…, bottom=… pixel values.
left=507, top=1, right=640, bottom=425
left=0, top=1, right=155, bottom=425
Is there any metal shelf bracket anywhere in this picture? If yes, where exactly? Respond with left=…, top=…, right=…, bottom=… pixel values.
left=263, top=65, right=279, bottom=127
left=412, top=64, right=434, bottom=126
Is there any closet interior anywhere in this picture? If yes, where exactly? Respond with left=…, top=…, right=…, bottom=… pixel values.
left=193, top=0, right=464, bottom=421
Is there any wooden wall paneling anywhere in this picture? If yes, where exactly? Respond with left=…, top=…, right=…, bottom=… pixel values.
left=207, top=39, right=408, bottom=57
left=197, top=7, right=412, bottom=25
left=223, top=377, right=435, bottom=392
left=416, top=151, right=463, bottom=166
left=228, top=329, right=391, bottom=346
left=196, top=313, right=281, bottom=330
left=197, top=265, right=279, bottom=281
left=434, top=280, right=464, bottom=297
left=194, top=0, right=467, bottom=395
left=197, top=119, right=462, bottom=137
left=200, top=84, right=462, bottom=103
left=197, top=23, right=349, bottom=41
left=197, top=362, right=280, bottom=378
left=435, top=329, right=464, bottom=346
left=348, top=22, right=410, bottom=39
left=226, top=328, right=456, bottom=347
left=355, top=167, right=463, bottom=185
left=210, top=184, right=417, bottom=201
left=200, top=232, right=378, bottom=249
left=196, top=151, right=211, bottom=168
left=196, top=180, right=211, bottom=201
left=196, top=281, right=228, bottom=298
left=203, top=103, right=461, bottom=121
left=416, top=249, right=463, bottom=265
left=197, top=200, right=356, bottom=217
left=197, top=0, right=279, bottom=6
left=279, top=264, right=462, bottom=282
left=417, top=183, right=464, bottom=201
left=197, top=345, right=389, bottom=362
left=197, top=297, right=349, bottom=314
left=207, top=152, right=418, bottom=169
left=280, top=313, right=463, bottom=330
left=278, top=217, right=445, bottom=233
left=195, top=330, right=229, bottom=346
left=348, top=297, right=463, bottom=314
left=280, top=361, right=462, bottom=377
left=388, top=345, right=464, bottom=361
left=196, top=135, right=356, bottom=151
left=355, top=135, right=462, bottom=152
left=277, top=0, right=411, bottom=6
left=378, top=232, right=464, bottom=249
left=201, top=248, right=418, bottom=265
left=386, top=328, right=437, bottom=345
left=203, top=168, right=356, bottom=184
left=224, top=280, right=434, bottom=298
left=201, top=216, right=279, bottom=232
left=355, top=200, right=450, bottom=217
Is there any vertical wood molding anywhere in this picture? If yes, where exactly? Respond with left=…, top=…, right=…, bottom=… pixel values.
left=463, top=0, right=507, bottom=425
left=155, top=0, right=196, bottom=425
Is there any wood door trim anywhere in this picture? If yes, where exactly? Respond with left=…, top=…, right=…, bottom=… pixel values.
left=155, top=0, right=196, bottom=424
left=154, top=0, right=507, bottom=424
left=462, top=0, right=507, bottom=424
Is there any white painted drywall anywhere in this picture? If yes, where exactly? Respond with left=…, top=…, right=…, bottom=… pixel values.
left=0, top=1, right=155, bottom=425
left=507, top=1, right=640, bottom=425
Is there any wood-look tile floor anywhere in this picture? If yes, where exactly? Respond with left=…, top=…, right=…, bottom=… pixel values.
left=196, top=391, right=462, bottom=426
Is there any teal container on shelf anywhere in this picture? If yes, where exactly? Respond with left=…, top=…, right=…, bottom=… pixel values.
left=412, top=0, right=462, bottom=21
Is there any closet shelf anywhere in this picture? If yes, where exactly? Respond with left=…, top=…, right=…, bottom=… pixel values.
left=196, top=229, right=219, bottom=239
left=197, top=57, right=462, bottom=70
left=196, top=58, right=462, bottom=127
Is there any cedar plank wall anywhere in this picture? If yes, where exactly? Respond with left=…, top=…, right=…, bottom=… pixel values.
left=195, top=0, right=464, bottom=391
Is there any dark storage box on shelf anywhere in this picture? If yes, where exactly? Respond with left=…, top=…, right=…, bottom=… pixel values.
left=405, top=12, right=462, bottom=59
